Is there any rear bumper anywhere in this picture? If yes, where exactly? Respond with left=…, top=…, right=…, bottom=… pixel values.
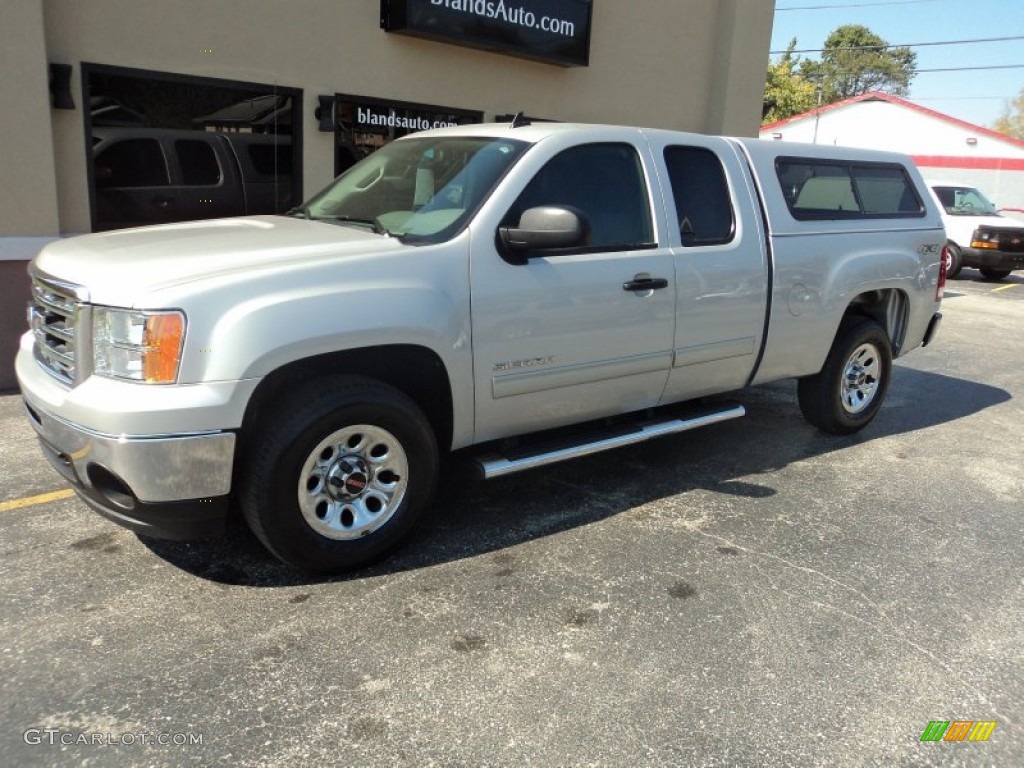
left=922, top=312, right=942, bottom=348
left=22, top=396, right=234, bottom=539
left=960, top=247, right=1024, bottom=271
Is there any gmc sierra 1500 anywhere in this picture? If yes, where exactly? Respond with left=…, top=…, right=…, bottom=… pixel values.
left=18, top=121, right=945, bottom=571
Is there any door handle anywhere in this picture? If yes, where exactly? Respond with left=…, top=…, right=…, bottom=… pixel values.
left=622, top=277, right=668, bottom=292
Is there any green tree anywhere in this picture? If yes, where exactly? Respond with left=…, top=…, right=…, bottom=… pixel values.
left=801, top=25, right=917, bottom=102
left=992, top=86, right=1024, bottom=139
left=762, top=39, right=819, bottom=124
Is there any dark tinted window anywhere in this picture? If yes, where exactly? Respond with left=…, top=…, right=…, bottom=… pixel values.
left=509, top=143, right=654, bottom=249
left=95, top=139, right=169, bottom=187
left=246, top=142, right=293, bottom=178
left=664, top=146, right=734, bottom=246
left=777, top=158, right=924, bottom=220
left=852, top=165, right=922, bottom=214
left=176, top=140, right=221, bottom=185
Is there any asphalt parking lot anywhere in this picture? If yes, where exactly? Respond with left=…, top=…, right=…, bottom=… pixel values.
left=1, top=269, right=1021, bottom=767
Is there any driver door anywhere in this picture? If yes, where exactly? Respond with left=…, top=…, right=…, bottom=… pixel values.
left=469, top=139, right=676, bottom=443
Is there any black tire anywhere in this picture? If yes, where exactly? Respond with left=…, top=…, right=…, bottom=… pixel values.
left=798, top=318, right=893, bottom=435
left=945, top=242, right=963, bottom=279
left=979, top=267, right=1012, bottom=281
left=240, top=376, right=439, bottom=572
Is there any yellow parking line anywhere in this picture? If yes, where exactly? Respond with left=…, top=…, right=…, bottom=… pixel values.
left=992, top=284, right=1019, bottom=292
left=0, top=489, right=75, bottom=513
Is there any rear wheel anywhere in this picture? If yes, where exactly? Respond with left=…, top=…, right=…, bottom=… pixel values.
left=945, top=242, right=963, bottom=279
left=240, top=376, right=439, bottom=572
left=979, top=267, right=1011, bottom=280
left=798, top=318, right=892, bottom=435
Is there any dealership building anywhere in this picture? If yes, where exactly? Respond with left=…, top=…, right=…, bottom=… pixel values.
left=0, top=0, right=775, bottom=390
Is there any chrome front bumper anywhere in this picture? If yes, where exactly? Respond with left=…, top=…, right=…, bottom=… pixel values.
left=22, top=395, right=235, bottom=539
left=23, top=396, right=235, bottom=502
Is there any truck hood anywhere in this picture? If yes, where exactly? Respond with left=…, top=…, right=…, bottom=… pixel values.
left=941, top=212, right=1024, bottom=243
left=33, top=215, right=405, bottom=306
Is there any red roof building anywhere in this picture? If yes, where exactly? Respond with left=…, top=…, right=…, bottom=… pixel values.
left=760, top=92, right=1024, bottom=217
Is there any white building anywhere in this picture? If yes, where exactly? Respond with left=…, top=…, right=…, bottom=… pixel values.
left=760, top=92, right=1024, bottom=218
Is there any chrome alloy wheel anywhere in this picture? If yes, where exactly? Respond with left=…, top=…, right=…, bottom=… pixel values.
left=298, top=424, right=409, bottom=540
left=840, top=342, right=881, bottom=415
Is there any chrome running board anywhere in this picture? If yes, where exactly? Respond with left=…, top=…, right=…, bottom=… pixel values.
left=475, top=403, right=745, bottom=479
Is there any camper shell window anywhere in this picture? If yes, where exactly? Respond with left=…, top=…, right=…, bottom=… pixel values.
left=776, top=157, right=925, bottom=221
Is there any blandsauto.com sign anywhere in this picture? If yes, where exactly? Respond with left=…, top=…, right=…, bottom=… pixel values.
left=380, top=0, right=593, bottom=67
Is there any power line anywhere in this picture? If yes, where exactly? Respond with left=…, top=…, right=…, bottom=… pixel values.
left=771, top=34, right=1024, bottom=55
left=916, top=64, right=1024, bottom=73
left=796, top=63, right=1024, bottom=79
left=777, top=0, right=938, bottom=10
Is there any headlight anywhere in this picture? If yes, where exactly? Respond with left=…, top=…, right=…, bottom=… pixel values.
left=93, top=308, right=185, bottom=383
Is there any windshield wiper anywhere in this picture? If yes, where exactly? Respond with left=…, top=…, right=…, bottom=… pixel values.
left=322, top=215, right=389, bottom=236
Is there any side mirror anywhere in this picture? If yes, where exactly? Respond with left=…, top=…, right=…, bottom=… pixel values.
left=498, top=206, right=589, bottom=263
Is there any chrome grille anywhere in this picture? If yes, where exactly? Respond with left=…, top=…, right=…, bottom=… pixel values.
left=998, top=231, right=1024, bottom=254
left=29, top=277, right=83, bottom=385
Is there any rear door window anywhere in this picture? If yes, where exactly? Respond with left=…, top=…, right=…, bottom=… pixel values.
left=664, top=146, right=735, bottom=246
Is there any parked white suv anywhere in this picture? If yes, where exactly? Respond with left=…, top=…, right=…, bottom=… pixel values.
left=927, top=181, right=1024, bottom=280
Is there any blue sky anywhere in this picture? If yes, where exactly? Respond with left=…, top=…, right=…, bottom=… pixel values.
left=770, top=0, right=1024, bottom=129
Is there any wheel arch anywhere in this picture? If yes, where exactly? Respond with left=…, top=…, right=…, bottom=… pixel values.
left=842, top=288, right=908, bottom=355
left=239, top=345, right=455, bottom=455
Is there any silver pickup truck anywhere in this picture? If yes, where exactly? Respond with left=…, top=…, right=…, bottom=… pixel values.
left=18, top=122, right=945, bottom=571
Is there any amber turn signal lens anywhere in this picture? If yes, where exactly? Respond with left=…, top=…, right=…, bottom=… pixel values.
left=142, top=312, right=185, bottom=383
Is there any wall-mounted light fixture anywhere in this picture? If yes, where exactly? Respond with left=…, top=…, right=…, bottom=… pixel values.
left=315, top=95, right=335, bottom=132
left=49, top=63, right=75, bottom=110
left=966, top=137, right=978, bottom=146
left=772, top=132, right=783, bottom=140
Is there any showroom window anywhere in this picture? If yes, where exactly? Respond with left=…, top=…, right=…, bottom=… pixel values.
left=83, top=64, right=301, bottom=231
left=332, top=94, right=482, bottom=176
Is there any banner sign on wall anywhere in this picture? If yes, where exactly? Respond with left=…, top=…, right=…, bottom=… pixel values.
left=380, top=0, right=593, bottom=67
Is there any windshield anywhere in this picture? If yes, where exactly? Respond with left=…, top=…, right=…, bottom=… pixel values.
left=932, top=185, right=999, bottom=216
left=300, top=136, right=529, bottom=241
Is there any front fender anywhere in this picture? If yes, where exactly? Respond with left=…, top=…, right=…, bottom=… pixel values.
left=147, top=239, right=473, bottom=441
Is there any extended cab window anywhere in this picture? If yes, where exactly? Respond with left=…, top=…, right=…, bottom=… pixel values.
left=507, top=143, right=654, bottom=250
left=247, top=142, right=294, bottom=179
left=176, top=140, right=222, bottom=186
left=664, top=146, right=734, bottom=246
left=777, top=158, right=924, bottom=220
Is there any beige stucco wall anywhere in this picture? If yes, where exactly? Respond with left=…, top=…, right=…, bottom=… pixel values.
left=0, top=0, right=775, bottom=390
left=37, top=0, right=774, bottom=235
left=0, top=0, right=60, bottom=239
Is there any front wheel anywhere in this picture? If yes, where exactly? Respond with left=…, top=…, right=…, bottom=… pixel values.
left=798, top=318, right=893, bottom=435
left=240, top=376, right=439, bottom=572
left=979, top=267, right=1012, bottom=280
